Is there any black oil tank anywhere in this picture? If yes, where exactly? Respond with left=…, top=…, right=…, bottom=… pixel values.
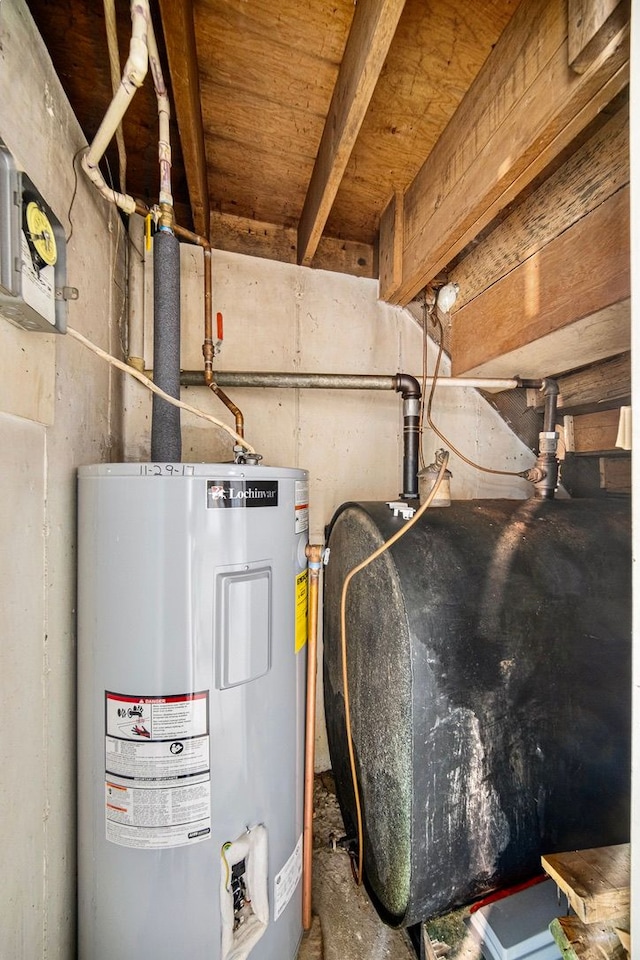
left=323, top=498, right=631, bottom=926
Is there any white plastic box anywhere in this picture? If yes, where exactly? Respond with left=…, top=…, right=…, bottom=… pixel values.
left=466, top=880, right=563, bottom=960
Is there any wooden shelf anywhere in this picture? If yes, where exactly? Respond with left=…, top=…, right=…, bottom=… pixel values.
left=541, top=843, right=630, bottom=924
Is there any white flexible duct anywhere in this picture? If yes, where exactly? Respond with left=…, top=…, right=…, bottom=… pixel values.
left=82, top=0, right=150, bottom=213
left=82, top=0, right=173, bottom=216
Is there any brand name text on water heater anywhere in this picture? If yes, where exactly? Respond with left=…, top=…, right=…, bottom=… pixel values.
left=206, top=479, right=279, bottom=508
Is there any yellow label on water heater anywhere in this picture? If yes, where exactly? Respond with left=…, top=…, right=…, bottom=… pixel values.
left=295, top=571, right=308, bottom=653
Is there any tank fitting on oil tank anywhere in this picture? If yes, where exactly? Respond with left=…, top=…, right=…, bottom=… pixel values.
left=418, top=449, right=452, bottom=506
left=533, top=378, right=560, bottom=499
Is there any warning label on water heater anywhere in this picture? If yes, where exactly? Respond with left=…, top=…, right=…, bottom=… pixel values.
left=294, top=479, right=309, bottom=534
left=104, top=691, right=211, bottom=849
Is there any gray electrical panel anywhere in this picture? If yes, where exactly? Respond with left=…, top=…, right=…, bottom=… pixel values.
left=0, top=138, right=68, bottom=333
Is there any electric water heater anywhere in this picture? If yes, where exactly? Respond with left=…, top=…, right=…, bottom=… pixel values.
left=77, top=463, right=309, bottom=960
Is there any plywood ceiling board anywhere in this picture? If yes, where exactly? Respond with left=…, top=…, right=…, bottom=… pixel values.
left=209, top=142, right=315, bottom=225
left=202, top=84, right=324, bottom=162
left=195, top=0, right=355, bottom=65
left=197, top=0, right=353, bottom=229
left=197, top=17, right=341, bottom=116
left=388, top=0, right=629, bottom=303
left=326, top=0, right=520, bottom=242
left=402, top=0, right=566, bottom=249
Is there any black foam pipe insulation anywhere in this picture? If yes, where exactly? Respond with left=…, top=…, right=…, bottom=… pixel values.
left=151, top=229, right=182, bottom=462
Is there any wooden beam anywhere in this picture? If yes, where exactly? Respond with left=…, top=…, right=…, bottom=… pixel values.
left=569, top=0, right=631, bottom=73
left=158, top=0, right=210, bottom=238
left=382, top=0, right=629, bottom=305
left=378, top=190, right=403, bottom=299
left=296, top=0, right=406, bottom=266
left=450, top=106, right=628, bottom=310
left=528, top=352, right=631, bottom=414
left=210, top=211, right=375, bottom=278
left=451, top=185, right=630, bottom=378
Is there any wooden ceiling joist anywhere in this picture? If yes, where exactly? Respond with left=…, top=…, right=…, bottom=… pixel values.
left=379, top=0, right=630, bottom=305
left=158, top=0, right=210, bottom=238
left=296, top=0, right=406, bottom=267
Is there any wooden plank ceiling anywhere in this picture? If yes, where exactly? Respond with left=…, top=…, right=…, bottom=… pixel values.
left=26, top=0, right=517, bottom=277
left=25, top=0, right=630, bottom=404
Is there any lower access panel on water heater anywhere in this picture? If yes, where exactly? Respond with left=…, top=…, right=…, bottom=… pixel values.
left=77, top=463, right=309, bottom=960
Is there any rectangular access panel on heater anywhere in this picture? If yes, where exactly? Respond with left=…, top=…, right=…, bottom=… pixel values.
left=216, top=564, right=272, bottom=688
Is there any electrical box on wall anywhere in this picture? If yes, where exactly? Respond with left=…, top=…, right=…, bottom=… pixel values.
left=0, top=138, right=70, bottom=333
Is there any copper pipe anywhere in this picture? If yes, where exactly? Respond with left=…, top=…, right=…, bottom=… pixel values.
left=208, top=382, right=244, bottom=439
left=302, top=543, right=324, bottom=931
left=172, top=223, right=215, bottom=386
left=202, top=249, right=213, bottom=382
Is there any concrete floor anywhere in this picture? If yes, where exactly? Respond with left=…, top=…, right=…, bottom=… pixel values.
left=298, top=773, right=416, bottom=960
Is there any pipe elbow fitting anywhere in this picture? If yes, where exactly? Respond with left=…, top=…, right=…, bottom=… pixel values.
left=80, top=151, right=137, bottom=215
left=540, top=377, right=559, bottom=397
left=123, top=35, right=149, bottom=90
left=394, top=373, right=421, bottom=400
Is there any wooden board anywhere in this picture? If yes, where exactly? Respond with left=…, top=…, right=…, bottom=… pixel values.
left=195, top=0, right=354, bottom=230
left=451, top=186, right=630, bottom=377
left=449, top=106, right=629, bottom=310
left=566, top=409, right=621, bottom=453
left=599, top=456, right=631, bottom=493
left=542, top=844, right=630, bottom=924
left=378, top=191, right=403, bottom=299
left=568, top=0, right=631, bottom=73
left=550, top=915, right=626, bottom=960
left=209, top=211, right=375, bottom=278
left=381, top=0, right=630, bottom=304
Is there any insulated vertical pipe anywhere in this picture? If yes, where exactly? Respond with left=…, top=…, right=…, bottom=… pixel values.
left=151, top=230, right=181, bottom=461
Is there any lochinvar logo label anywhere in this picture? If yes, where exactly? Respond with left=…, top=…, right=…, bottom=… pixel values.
left=206, top=479, right=279, bottom=508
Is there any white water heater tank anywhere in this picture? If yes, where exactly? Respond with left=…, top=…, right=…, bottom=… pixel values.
left=77, top=463, right=309, bottom=960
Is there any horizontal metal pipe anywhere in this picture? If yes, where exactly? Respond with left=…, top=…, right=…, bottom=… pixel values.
left=179, top=371, right=525, bottom=391
left=181, top=371, right=397, bottom=390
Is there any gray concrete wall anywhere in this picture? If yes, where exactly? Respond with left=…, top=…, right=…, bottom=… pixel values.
left=0, top=3, right=125, bottom=956
left=124, top=247, right=537, bottom=771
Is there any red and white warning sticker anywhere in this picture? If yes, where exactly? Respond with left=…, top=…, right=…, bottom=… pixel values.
left=105, top=691, right=211, bottom=849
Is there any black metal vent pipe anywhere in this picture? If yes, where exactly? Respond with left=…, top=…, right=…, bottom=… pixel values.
left=151, top=229, right=182, bottom=462
left=395, top=374, right=420, bottom=500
